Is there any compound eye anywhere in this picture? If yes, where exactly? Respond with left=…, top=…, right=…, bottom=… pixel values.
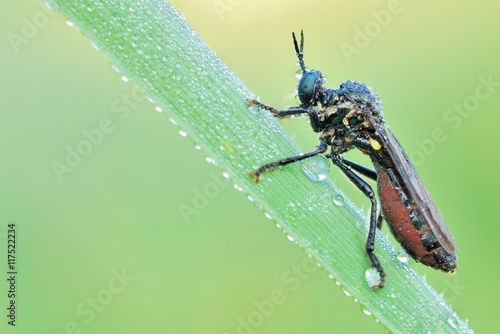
left=297, top=70, right=321, bottom=106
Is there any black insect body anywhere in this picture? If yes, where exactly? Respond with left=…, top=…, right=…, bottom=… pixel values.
left=248, top=31, right=457, bottom=289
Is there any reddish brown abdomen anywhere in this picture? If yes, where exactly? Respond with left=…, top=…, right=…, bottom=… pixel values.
left=376, top=166, right=457, bottom=271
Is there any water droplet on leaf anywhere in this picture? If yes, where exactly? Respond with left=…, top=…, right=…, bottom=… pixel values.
left=360, top=305, right=372, bottom=316
left=333, top=194, right=344, bottom=206
left=397, top=249, right=409, bottom=264
left=365, top=266, right=383, bottom=289
left=302, top=155, right=329, bottom=181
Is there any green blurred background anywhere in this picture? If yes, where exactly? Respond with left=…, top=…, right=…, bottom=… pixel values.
left=1, top=0, right=499, bottom=333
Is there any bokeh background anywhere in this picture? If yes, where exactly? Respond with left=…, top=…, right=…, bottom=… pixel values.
left=1, top=0, right=499, bottom=333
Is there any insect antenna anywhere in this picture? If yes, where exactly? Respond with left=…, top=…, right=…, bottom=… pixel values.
left=292, top=30, right=307, bottom=73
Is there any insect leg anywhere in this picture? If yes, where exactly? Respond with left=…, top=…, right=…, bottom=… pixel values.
left=248, top=99, right=324, bottom=132
left=248, top=99, right=307, bottom=117
left=330, top=154, right=386, bottom=289
left=251, top=141, right=327, bottom=182
left=324, top=154, right=377, bottom=181
left=377, top=209, right=384, bottom=230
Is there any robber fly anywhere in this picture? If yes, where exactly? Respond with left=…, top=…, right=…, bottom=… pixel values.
left=248, top=31, right=457, bottom=289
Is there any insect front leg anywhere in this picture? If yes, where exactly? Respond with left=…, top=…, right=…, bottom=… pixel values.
left=251, top=140, right=328, bottom=182
left=330, top=154, right=386, bottom=289
left=247, top=99, right=324, bottom=132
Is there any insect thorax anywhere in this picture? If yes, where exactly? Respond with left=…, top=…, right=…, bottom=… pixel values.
left=319, top=81, right=383, bottom=154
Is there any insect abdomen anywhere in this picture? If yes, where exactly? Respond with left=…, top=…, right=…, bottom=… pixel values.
left=376, top=167, right=457, bottom=272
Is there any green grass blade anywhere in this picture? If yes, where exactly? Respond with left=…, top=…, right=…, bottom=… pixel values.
left=44, top=0, right=472, bottom=332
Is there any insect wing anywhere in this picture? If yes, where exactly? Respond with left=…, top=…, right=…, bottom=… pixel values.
left=370, top=117, right=457, bottom=254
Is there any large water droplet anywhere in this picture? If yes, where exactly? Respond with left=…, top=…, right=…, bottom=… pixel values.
left=302, top=155, right=330, bottom=181
left=365, top=266, right=383, bottom=289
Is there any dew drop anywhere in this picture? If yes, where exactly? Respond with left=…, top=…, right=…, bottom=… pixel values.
left=66, top=20, right=74, bottom=27
left=333, top=194, right=344, bottom=206
left=360, top=305, right=372, bottom=316
left=247, top=195, right=254, bottom=202
left=365, top=266, right=383, bottom=289
left=294, top=69, right=303, bottom=79
left=397, top=249, right=409, bottom=264
left=178, top=130, right=187, bottom=137
left=120, top=75, right=129, bottom=82
left=43, top=0, right=54, bottom=11
left=205, top=157, right=215, bottom=164
left=247, top=103, right=260, bottom=115
left=447, top=317, right=458, bottom=329
left=302, top=154, right=330, bottom=181
left=194, top=145, right=201, bottom=150
left=233, top=184, right=243, bottom=192
left=155, top=106, right=163, bottom=112
left=286, top=234, right=295, bottom=242
left=341, top=286, right=351, bottom=297
left=222, top=171, right=230, bottom=179
left=264, top=212, right=273, bottom=220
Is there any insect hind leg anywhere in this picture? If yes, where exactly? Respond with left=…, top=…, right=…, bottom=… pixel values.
left=330, top=154, right=386, bottom=289
left=324, top=154, right=377, bottom=181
